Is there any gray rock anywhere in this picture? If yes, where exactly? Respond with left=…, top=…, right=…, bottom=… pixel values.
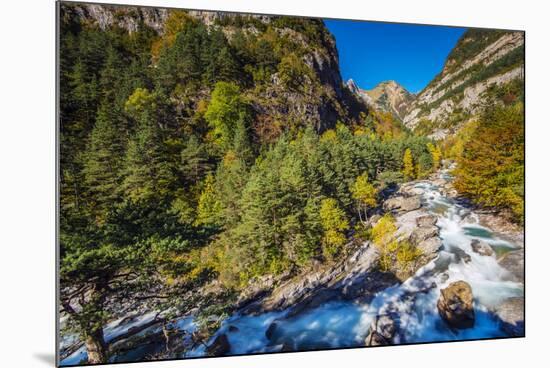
left=494, top=297, right=524, bottom=336
left=454, top=248, right=472, bottom=263
left=265, top=322, right=277, bottom=340
left=73, top=4, right=168, bottom=34
left=365, top=314, right=398, bottom=346
left=471, top=239, right=494, bottom=257
left=417, top=237, right=442, bottom=259
left=372, top=314, right=397, bottom=340
left=384, top=196, right=421, bottom=212
left=498, top=250, right=524, bottom=282
left=365, top=314, right=397, bottom=346
left=411, top=226, right=439, bottom=244
left=416, top=214, right=438, bottom=227
left=340, top=271, right=399, bottom=300
left=365, top=331, right=388, bottom=346
left=437, top=281, right=475, bottom=329
left=460, top=213, right=478, bottom=225
left=206, top=333, right=231, bottom=356
left=398, top=183, right=424, bottom=196
left=432, top=178, right=447, bottom=187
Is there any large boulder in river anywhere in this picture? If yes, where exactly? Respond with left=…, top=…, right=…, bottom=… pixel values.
left=383, top=195, right=421, bottom=213
left=265, top=322, right=277, bottom=340
left=494, top=297, right=524, bottom=336
left=410, top=226, right=439, bottom=244
left=454, top=248, right=472, bottom=264
left=206, top=333, right=231, bottom=356
left=437, top=281, right=475, bottom=329
left=416, top=214, right=438, bottom=227
left=365, top=331, right=389, bottom=346
left=470, top=239, right=494, bottom=257
left=498, top=250, right=524, bottom=283
left=417, top=237, right=442, bottom=259
left=365, top=314, right=397, bottom=346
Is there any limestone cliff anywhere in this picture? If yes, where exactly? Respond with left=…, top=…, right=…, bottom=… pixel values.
left=402, top=29, right=524, bottom=138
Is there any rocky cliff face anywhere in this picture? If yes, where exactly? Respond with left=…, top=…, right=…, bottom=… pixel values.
left=61, top=3, right=269, bottom=35
left=346, top=79, right=414, bottom=121
left=61, top=3, right=366, bottom=135
left=402, top=29, right=524, bottom=138
left=61, top=3, right=169, bottom=34
left=249, top=21, right=364, bottom=135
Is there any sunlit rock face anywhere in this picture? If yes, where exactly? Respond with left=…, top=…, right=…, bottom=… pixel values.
left=346, top=79, right=415, bottom=121
left=402, top=30, right=524, bottom=138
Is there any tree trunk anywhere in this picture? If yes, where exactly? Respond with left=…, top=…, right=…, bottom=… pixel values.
left=84, top=284, right=108, bottom=364
left=357, top=207, right=368, bottom=227
left=163, top=324, right=169, bottom=350
left=85, top=327, right=107, bottom=364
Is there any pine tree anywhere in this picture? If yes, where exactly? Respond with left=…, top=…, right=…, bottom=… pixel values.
left=122, top=111, right=174, bottom=202
left=180, top=136, right=210, bottom=183
left=203, top=29, right=241, bottom=85
left=82, top=101, right=125, bottom=218
left=68, top=59, right=98, bottom=131
left=214, top=46, right=241, bottom=83
left=99, top=46, right=125, bottom=103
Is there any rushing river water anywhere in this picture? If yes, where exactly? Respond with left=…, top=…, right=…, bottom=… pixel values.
left=61, top=172, right=524, bottom=365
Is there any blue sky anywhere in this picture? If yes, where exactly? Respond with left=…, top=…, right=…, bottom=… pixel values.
left=324, top=20, right=466, bottom=94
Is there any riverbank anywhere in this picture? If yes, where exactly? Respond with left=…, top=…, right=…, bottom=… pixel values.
left=60, top=166, right=524, bottom=365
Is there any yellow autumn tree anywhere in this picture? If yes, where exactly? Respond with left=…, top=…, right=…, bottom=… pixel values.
left=370, top=214, right=399, bottom=271
left=124, top=87, right=157, bottom=118
left=402, top=148, right=415, bottom=180
left=371, top=214, right=421, bottom=273
left=351, top=172, right=378, bottom=226
left=195, top=174, right=222, bottom=226
left=320, top=198, right=349, bottom=260
left=427, top=142, right=442, bottom=170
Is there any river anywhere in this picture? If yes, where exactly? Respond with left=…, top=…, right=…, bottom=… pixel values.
left=61, top=169, right=524, bottom=365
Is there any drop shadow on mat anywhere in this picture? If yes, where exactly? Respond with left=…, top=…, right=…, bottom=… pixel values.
left=33, top=353, right=56, bottom=366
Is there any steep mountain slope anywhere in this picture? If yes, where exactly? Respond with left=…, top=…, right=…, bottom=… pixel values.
left=403, top=29, right=524, bottom=138
left=61, top=3, right=366, bottom=140
left=346, top=79, right=414, bottom=121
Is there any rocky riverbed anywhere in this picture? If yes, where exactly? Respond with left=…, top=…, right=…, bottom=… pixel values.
left=60, top=167, right=524, bottom=365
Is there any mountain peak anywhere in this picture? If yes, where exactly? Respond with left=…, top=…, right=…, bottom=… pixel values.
left=364, top=81, right=415, bottom=120
left=345, top=78, right=414, bottom=121
left=373, top=80, right=411, bottom=95
left=379, top=80, right=399, bottom=87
